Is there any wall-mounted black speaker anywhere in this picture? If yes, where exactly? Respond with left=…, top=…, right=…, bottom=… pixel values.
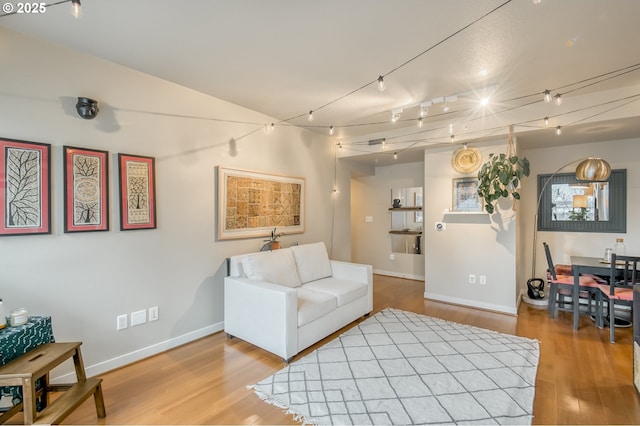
left=76, top=97, right=99, bottom=119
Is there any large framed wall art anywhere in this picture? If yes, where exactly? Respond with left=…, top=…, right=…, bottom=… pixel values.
left=63, top=146, right=109, bottom=233
left=0, top=138, right=51, bottom=236
left=118, top=153, right=156, bottom=231
left=218, top=167, right=305, bottom=240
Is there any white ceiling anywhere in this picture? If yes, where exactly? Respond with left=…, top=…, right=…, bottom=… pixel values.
left=2, top=0, right=640, bottom=166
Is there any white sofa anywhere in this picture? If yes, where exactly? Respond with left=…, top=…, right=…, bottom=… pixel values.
left=224, top=242, right=373, bottom=362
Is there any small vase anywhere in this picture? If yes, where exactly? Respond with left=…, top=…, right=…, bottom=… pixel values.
left=270, top=241, right=280, bottom=250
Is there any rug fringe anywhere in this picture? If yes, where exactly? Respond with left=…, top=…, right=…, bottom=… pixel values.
left=248, top=385, right=317, bottom=425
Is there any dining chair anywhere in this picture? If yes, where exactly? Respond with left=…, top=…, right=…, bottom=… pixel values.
left=595, top=254, right=639, bottom=342
left=543, top=242, right=604, bottom=319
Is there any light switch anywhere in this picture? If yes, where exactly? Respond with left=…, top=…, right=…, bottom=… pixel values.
left=365, top=216, right=373, bottom=223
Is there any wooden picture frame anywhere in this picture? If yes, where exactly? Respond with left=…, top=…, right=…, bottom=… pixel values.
left=63, top=146, right=109, bottom=233
left=218, top=167, right=304, bottom=240
left=118, top=153, right=156, bottom=230
left=452, top=177, right=482, bottom=212
left=0, top=138, right=51, bottom=236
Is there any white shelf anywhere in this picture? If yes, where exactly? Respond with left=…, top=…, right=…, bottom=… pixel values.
left=442, top=209, right=488, bottom=215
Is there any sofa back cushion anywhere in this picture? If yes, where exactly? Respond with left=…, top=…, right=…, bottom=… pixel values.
left=291, top=242, right=333, bottom=284
left=243, top=248, right=302, bottom=288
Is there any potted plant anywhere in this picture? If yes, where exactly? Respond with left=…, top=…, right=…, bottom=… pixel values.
left=262, top=228, right=284, bottom=250
left=477, top=153, right=530, bottom=214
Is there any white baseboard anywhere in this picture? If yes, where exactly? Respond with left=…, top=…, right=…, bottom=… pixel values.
left=52, top=321, right=224, bottom=383
left=424, top=292, right=517, bottom=315
left=374, top=269, right=425, bottom=281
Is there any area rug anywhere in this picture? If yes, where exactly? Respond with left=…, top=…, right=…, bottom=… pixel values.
left=250, top=308, right=539, bottom=425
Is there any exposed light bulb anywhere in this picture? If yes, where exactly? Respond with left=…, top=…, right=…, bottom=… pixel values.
left=377, top=75, right=386, bottom=92
left=329, top=126, right=334, bottom=135
left=544, top=116, right=549, bottom=127
left=308, top=110, right=314, bottom=122
left=556, top=125, right=562, bottom=135
left=543, top=90, right=551, bottom=103
left=554, top=93, right=563, bottom=105
left=417, top=117, right=423, bottom=128
left=71, top=0, right=81, bottom=18
left=393, top=152, right=398, bottom=160
left=480, top=97, right=490, bottom=106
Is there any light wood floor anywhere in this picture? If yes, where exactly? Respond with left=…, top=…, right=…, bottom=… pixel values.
left=16, top=275, right=640, bottom=424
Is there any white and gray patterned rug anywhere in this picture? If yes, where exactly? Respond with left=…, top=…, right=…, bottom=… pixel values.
left=250, top=308, right=539, bottom=425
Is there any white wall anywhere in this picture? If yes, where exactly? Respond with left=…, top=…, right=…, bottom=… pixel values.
left=351, top=162, right=425, bottom=280
left=423, top=143, right=518, bottom=315
left=518, top=138, right=640, bottom=296
left=0, top=29, right=350, bottom=378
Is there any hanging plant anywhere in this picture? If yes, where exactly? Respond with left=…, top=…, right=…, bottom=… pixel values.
left=476, top=126, right=530, bottom=214
left=477, top=153, right=530, bottom=214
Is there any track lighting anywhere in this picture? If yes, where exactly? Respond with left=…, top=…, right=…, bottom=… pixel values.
left=463, top=143, right=468, bottom=150
left=543, top=90, right=551, bottom=103
left=308, top=110, right=314, bottom=122
left=450, top=134, right=455, bottom=143
left=554, top=93, right=563, bottom=105
left=391, top=108, right=402, bottom=123
left=71, top=0, right=81, bottom=18
left=329, top=126, right=334, bottom=135
left=393, top=152, right=398, bottom=160
left=556, top=125, right=562, bottom=135
left=544, top=117, right=549, bottom=127
left=377, top=76, right=386, bottom=92
left=417, top=117, right=423, bottom=128
left=420, top=101, right=431, bottom=117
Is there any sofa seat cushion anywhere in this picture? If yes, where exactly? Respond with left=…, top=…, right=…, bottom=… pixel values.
left=302, top=278, right=368, bottom=307
left=242, top=248, right=302, bottom=288
left=297, top=287, right=337, bottom=327
left=291, top=242, right=333, bottom=284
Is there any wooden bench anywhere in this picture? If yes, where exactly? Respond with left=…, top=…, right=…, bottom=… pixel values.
left=0, top=342, right=105, bottom=425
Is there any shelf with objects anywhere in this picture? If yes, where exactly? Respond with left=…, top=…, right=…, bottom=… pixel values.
left=389, top=187, right=423, bottom=254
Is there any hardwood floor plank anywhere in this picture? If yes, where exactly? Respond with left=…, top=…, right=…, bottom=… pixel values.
left=12, top=274, right=639, bottom=425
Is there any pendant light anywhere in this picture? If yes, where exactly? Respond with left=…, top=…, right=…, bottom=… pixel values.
left=575, top=157, right=612, bottom=181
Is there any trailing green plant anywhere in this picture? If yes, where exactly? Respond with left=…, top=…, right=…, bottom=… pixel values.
left=477, top=153, right=530, bottom=214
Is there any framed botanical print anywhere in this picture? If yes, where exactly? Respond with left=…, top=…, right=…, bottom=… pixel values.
left=0, top=138, right=51, bottom=236
left=63, top=146, right=109, bottom=232
left=118, top=153, right=156, bottom=230
left=452, top=177, right=482, bottom=212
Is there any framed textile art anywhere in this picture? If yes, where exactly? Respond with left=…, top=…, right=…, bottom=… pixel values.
left=63, top=146, right=109, bottom=232
left=118, top=153, right=156, bottom=231
left=0, top=138, right=51, bottom=236
left=218, top=167, right=304, bottom=240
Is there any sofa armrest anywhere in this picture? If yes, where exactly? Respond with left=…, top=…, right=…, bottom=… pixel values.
left=330, top=260, right=373, bottom=284
left=330, top=260, right=373, bottom=312
left=224, top=276, right=298, bottom=360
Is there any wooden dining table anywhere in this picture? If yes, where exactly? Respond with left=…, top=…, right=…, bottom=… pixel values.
left=570, top=256, right=612, bottom=330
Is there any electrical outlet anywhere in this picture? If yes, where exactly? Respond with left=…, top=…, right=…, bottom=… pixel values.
left=479, top=275, right=487, bottom=285
left=389, top=254, right=395, bottom=261
left=131, top=310, right=147, bottom=327
left=468, top=274, right=476, bottom=284
left=149, top=306, right=159, bottom=322
left=117, top=314, right=128, bottom=330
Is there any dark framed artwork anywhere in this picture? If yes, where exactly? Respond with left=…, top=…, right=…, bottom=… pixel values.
left=63, top=146, right=109, bottom=233
left=118, top=153, right=156, bottom=231
left=452, top=177, right=482, bottom=212
left=0, top=138, right=51, bottom=236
